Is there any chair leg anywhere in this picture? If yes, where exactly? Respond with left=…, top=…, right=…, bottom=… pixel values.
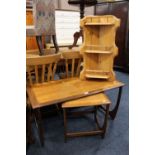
left=34, top=108, right=44, bottom=146
left=26, top=106, right=35, bottom=145
left=63, top=108, right=67, bottom=143
left=36, top=36, right=44, bottom=56
left=102, top=105, right=110, bottom=138
left=52, top=35, right=59, bottom=53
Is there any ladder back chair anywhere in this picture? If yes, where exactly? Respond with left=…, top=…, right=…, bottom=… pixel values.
left=26, top=54, right=61, bottom=146
left=61, top=51, right=111, bottom=142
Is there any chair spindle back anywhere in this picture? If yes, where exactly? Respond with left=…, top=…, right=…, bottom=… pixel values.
left=61, top=51, right=83, bottom=78
left=26, top=54, right=61, bottom=85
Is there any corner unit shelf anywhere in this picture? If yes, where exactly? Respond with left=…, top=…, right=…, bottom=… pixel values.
left=85, top=69, right=110, bottom=79
left=80, top=15, right=120, bottom=81
left=85, top=23, right=114, bottom=26
left=85, top=50, right=112, bottom=54
left=84, top=45, right=113, bottom=54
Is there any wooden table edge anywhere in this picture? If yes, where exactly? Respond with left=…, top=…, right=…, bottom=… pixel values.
left=27, top=80, right=124, bottom=109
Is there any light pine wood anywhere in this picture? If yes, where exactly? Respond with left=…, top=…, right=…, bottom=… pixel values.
left=62, top=93, right=111, bottom=108
left=26, top=49, right=56, bottom=58
left=47, top=64, right=52, bottom=82
left=80, top=15, right=120, bottom=81
left=26, top=54, right=61, bottom=85
left=61, top=51, right=83, bottom=78
left=26, top=77, right=124, bottom=109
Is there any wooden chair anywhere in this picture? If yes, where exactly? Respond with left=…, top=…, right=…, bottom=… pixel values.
left=27, top=54, right=61, bottom=84
left=61, top=51, right=111, bottom=142
left=26, top=93, right=35, bottom=146
left=26, top=54, right=61, bottom=146
left=26, top=0, right=59, bottom=55
left=60, top=51, right=83, bottom=79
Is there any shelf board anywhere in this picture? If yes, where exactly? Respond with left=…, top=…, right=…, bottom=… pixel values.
left=86, top=69, right=109, bottom=73
left=85, top=23, right=114, bottom=26
left=85, top=74, right=109, bottom=79
left=85, top=50, right=112, bottom=54
left=85, top=70, right=110, bottom=79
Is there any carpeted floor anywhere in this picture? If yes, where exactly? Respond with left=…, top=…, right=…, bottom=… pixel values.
left=27, top=71, right=129, bottom=155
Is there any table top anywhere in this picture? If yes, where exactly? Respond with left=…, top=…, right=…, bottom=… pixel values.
left=27, top=77, right=124, bottom=109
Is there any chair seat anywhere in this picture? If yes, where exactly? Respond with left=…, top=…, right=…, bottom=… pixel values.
left=62, top=93, right=111, bottom=108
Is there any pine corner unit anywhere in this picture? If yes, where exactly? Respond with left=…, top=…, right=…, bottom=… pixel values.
left=80, top=15, right=120, bottom=81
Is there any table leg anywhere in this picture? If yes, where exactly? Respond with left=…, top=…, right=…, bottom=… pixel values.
left=34, top=108, right=44, bottom=146
left=109, top=87, right=123, bottom=120
left=94, top=105, right=110, bottom=138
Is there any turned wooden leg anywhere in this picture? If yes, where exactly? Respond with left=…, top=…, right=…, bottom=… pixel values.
left=109, top=87, right=123, bottom=120
left=52, top=35, right=59, bottom=53
left=63, top=109, right=67, bottom=143
left=36, top=36, right=44, bottom=56
left=34, top=108, right=44, bottom=146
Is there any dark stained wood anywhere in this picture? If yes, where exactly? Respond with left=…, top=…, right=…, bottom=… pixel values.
left=34, top=108, right=44, bottom=146
left=36, top=36, right=44, bottom=56
left=99, top=86, right=123, bottom=120
left=26, top=105, right=35, bottom=145
left=109, top=86, right=123, bottom=119
left=52, top=35, right=59, bottom=53
left=95, top=1, right=129, bottom=72
left=68, top=30, right=83, bottom=49
left=63, top=104, right=110, bottom=141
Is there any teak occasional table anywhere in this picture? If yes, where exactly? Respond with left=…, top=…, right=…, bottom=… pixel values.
left=27, top=77, right=124, bottom=145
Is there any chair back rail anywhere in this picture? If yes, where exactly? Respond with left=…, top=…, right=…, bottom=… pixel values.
left=26, top=54, right=61, bottom=85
